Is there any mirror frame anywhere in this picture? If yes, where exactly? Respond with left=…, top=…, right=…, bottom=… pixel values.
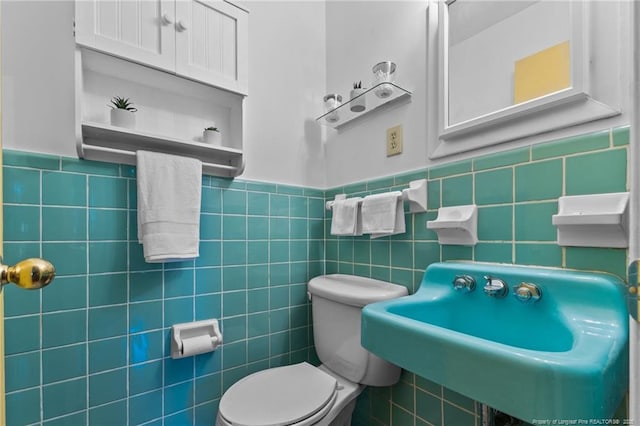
left=428, top=0, right=621, bottom=159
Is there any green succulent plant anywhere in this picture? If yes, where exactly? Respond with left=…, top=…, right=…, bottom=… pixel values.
left=353, top=81, right=363, bottom=89
left=204, top=126, right=219, bottom=132
left=109, top=96, right=138, bottom=112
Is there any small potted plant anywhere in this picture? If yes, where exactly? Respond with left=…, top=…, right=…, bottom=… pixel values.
left=203, top=125, right=221, bottom=145
left=349, top=81, right=366, bottom=113
left=109, top=96, right=137, bottom=129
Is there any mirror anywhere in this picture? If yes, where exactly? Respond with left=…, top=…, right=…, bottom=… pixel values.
left=428, top=0, right=621, bottom=159
left=447, top=1, right=571, bottom=126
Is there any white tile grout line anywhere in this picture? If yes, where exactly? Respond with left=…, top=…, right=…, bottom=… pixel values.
left=512, top=165, right=517, bottom=264
left=126, top=178, right=131, bottom=426
left=39, top=168, right=45, bottom=424
left=5, top=141, right=628, bottom=422
left=84, top=171, right=90, bottom=424
left=161, top=259, right=166, bottom=423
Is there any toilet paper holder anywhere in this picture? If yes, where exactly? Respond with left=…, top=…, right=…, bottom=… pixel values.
left=171, top=319, right=223, bottom=359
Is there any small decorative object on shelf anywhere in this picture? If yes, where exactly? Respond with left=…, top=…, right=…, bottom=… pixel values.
left=203, top=125, right=222, bottom=145
left=350, top=81, right=367, bottom=113
left=323, top=93, right=343, bottom=123
left=109, top=96, right=137, bottom=129
left=372, top=61, right=396, bottom=98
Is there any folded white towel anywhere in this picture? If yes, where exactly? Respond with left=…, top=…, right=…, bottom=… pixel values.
left=136, top=150, right=202, bottom=263
left=330, top=197, right=363, bottom=236
left=361, top=191, right=405, bottom=239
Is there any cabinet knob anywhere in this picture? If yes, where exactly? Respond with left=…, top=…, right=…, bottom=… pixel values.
left=176, top=20, right=188, bottom=32
left=0, top=258, right=56, bottom=290
left=161, top=13, right=173, bottom=26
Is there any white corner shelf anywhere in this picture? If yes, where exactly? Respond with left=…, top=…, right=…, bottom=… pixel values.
left=316, top=82, right=412, bottom=129
left=80, top=122, right=245, bottom=177
left=427, top=205, right=478, bottom=246
left=552, top=192, right=629, bottom=248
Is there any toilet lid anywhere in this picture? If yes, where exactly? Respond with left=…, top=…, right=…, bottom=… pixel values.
left=219, top=362, right=337, bottom=426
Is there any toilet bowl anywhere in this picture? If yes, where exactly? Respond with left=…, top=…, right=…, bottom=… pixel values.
left=215, top=274, right=408, bottom=426
left=216, top=362, right=362, bottom=426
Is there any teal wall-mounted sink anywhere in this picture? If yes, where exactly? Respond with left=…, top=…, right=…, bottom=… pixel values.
left=361, top=262, right=629, bottom=422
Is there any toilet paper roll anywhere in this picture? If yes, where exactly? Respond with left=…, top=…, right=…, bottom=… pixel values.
left=181, top=335, right=216, bottom=357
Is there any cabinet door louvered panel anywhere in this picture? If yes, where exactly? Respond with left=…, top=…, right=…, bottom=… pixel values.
left=175, top=0, right=248, bottom=95
left=76, top=0, right=176, bottom=73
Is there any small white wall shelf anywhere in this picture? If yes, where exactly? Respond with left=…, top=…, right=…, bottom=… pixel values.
left=316, top=82, right=412, bottom=129
left=80, top=122, right=244, bottom=177
left=427, top=205, right=478, bottom=246
left=552, top=192, right=629, bottom=248
left=75, top=48, right=246, bottom=178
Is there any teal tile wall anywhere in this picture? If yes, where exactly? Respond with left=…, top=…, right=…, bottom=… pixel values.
left=327, top=127, right=629, bottom=426
left=2, top=125, right=629, bottom=426
left=2, top=152, right=324, bottom=426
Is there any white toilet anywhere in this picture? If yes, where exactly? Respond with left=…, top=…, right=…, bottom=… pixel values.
left=216, top=274, right=408, bottom=426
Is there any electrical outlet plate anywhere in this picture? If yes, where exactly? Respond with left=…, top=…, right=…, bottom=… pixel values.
left=387, top=125, right=403, bottom=156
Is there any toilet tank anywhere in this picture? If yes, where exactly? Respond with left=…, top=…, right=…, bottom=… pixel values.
left=308, top=274, right=408, bottom=386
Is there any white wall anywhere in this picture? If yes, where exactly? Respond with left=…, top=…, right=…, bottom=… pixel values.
left=324, top=0, right=631, bottom=188
left=1, top=0, right=327, bottom=188
left=2, top=0, right=76, bottom=158
left=1, top=1, right=632, bottom=190
left=242, top=0, right=327, bottom=187
left=324, top=1, right=429, bottom=188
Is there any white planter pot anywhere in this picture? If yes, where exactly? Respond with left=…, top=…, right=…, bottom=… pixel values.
left=203, top=129, right=222, bottom=145
left=349, top=88, right=366, bottom=112
left=110, top=108, right=136, bottom=129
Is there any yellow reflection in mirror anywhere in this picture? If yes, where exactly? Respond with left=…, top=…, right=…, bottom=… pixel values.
left=514, top=40, right=571, bottom=104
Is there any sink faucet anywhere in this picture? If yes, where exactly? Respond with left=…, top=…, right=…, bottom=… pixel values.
left=513, top=282, right=542, bottom=304
left=483, top=276, right=508, bottom=297
left=452, top=274, right=476, bottom=293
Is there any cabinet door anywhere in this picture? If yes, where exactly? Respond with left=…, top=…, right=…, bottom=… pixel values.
left=75, top=0, right=176, bottom=73
left=175, top=0, right=248, bottom=95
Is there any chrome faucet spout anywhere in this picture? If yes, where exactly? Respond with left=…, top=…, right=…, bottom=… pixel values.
left=483, top=276, right=508, bottom=298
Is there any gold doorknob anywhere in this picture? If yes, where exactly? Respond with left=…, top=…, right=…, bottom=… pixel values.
left=0, top=258, right=56, bottom=290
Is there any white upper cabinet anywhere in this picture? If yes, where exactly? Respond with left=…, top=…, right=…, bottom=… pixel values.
left=75, top=0, right=248, bottom=96
left=175, top=0, right=248, bottom=95
left=75, top=0, right=176, bottom=72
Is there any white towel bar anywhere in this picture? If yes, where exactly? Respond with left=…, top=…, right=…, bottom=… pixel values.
left=325, top=178, right=427, bottom=213
left=80, top=142, right=245, bottom=178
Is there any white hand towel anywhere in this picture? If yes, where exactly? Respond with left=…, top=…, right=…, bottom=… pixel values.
left=136, top=150, right=202, bottom=263
left=361, top=191, right=406, bottom=239
left=330, top=197, right=363, bottom=236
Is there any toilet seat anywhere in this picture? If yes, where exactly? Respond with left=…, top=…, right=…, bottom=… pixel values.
left=218, top=362, right=338, bottom=426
